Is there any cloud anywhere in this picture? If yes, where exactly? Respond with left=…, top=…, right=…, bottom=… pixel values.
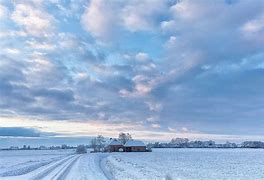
left=151, top=123, right=161, bottom=128
left=26, top=40, right=56, bottom=51
left=135, top=52, right=150, bottom=62
left=0, top=127, right=41, bottom=137
left=81, top=0, right=120, bottom=40
left=1, top=0, right=264, bottom=140
left=0, top=4, right=7, bottom=18
left=81, top=0, right=169, bottom=41
left=11, top=3, right=55, bottom=37
left=241, top=13, right=264, bottom=42
left=121, top=0, right=168, bottom=32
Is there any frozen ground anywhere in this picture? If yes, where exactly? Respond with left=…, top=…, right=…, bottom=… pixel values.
left=1, top=148, right=264, bottom=180
left=0, top=149, right=74, bottom=177
left=105, top=148, right=264, bottom=180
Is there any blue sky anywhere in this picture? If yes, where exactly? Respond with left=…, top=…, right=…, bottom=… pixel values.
left=1, top=0, right=264, bottom=144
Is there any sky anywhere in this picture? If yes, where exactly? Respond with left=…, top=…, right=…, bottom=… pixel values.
left=1, top=0, right=264, bottom=146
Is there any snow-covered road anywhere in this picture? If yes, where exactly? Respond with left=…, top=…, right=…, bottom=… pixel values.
left=3, top=149, right=264, bottom=180
left=1, top=153, right=112, bottom=180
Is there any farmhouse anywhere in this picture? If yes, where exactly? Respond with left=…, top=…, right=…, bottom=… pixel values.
left=106, top=139, right=124, bottom=152
left=106, top=139, right=147, bottom=152
left=124, top=140, right=146, bottom=152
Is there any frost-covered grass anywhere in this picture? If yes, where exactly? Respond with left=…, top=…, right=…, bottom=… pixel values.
left=1, top=148, right=264, bottom=180
left=0, top=149, right=74, bottom=176
left=104, top=148, right=264, bottom=180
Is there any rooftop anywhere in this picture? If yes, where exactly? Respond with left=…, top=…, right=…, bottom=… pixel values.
left=124, top=140, right=146, bottom=147
left=108, top=139, right=123, bottom=146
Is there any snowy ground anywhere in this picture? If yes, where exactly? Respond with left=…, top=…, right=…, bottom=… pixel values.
left=1, top=148, right=264, bottom=180
left=0, top=149, right=74, bottom=177
left=105, top=148, right=264, bottom=180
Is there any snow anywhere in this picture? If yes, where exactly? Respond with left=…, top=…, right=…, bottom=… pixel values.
left=108, top=139, right=122, bottom=146
left=124, top=140, right=145, bottom=147
left=1, top=148, right=264, bottom=180
left=0, top=149, right=74, bottom=177
left=104, top=148, right=264, bottom=180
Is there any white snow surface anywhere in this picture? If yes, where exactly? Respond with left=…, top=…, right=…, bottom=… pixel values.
left=0, top=149, right=74, bottom=177
left=104, top=148, right=264, bottom=180
left=1, top=148, right=264, bottom=180
left=108, top=139, right=122, bottom=146
left=124, top=140, right=145, bottom=147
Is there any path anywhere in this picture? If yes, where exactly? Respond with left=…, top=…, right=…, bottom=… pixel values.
left=2, top=153, right=112, bottom=180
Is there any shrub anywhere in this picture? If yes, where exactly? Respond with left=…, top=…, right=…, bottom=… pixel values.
left=165, top=174, right=173, bottom=180
left=76, top=145, right=87, bottom=154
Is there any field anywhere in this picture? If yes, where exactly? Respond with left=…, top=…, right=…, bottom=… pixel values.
left=1, top=148, right=264, bottom=180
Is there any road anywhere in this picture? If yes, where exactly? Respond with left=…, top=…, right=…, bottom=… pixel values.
left=29, top=154, right=81, bottom=180
left=2, top=153, right=112, bottom=180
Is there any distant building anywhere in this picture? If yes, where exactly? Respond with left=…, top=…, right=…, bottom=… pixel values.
left=39, top=146, right=48, bottom=150
left=124, top=140, right=146, bottom=152
left=106, top=139, right=124, bottom=152
left=9, top=146, right=19, bottom=150
left=106, top=139, right=147, bottom=152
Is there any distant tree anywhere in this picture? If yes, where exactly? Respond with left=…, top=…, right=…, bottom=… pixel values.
left=242, top=141, right=264, bottom=148
left=27, top=145, right=30, bottom=150
left=118, top=132, right=133, bottom=145
left=23, top=145, right=27, bottom=149
left=96, top=135, right=106, bottom=152
left=170, top=138, right=189, bottom=147
left=90, top=135, right=106, bottom=152
left=154, top=142, right=160, bottom=148
left=76, top=145, right=87, bottom=154
left=165, top=174, right=173, bottom=180
left=90, top=137, right=98, bottom=152
left=146, top=143, right=152, bottom=152
left=61, top=144, right=67, bottom=149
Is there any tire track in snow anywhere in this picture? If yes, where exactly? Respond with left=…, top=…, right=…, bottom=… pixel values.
left=54, top=154, right=82, bottom=180
left=30, top=155, right=76, bottom=180
left=99, top=154, right=117, bottom=180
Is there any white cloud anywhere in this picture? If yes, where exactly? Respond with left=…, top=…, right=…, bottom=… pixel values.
left=135, top=52, right=149, bottom=62
left=11, top=3, right=55, bottom=37
left=121, top=0, right=166, bottom=32
left=0, top=4, right=7, bottom=18
left=81, top=0, right=168, bottom=40
left=242, top=15, right=264, bottom=33
left=26, top=40, right=56, bottom=50
left=151, top=123, right=161, bottom=128
left=3, top=48, right=20, bottom=54
left=135, top=83, right=152, bottom=94
left=241, top=14, right=264, bottom=42
left=146, top=115, right=159, bottom=122
left=119, top=83, right=152, bottom=98
left=168, top=127, right=177, bottom=132
left=181, top=127, right=189, bottom=133
left=0, top=31, right=27, bottom=38
left=164, top=36, right=177, bottom=48
left=145, top=101, right=162, bottom=112
left=81, top=0, right=120, bottom=40
left=132, top=74, right=148, bottom=83
left=161, top=20, right=175, bottom=32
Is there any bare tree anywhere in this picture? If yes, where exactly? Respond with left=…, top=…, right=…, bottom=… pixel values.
left=90, top=135, right=106, bottom=152
left=97, top=135, right=105, bottom=152
left=76, top=145, right=87, bottom=154
left=90, top=137, right=98, bottom=152
left=118, top=132, right=132, bottom=145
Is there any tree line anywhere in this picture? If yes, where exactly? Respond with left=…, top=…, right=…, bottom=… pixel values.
left=90, top=132, right=133, bottom=152
left=148, top=138, right=264, bottom=148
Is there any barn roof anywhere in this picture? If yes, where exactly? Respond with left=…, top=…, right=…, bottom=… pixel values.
left=108, top=139, right=123, bottom=146
left=124, top=140, right=146, bottom=147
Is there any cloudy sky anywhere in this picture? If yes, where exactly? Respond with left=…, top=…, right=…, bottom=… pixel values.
left=1, top=0, right=264, bottom=144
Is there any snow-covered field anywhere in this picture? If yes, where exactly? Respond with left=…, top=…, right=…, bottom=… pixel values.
left=0, top=149, right=74, bottom=177
left=105, top=148, right=264, bottom=180
left=1, top=148, right=264, bottom=180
